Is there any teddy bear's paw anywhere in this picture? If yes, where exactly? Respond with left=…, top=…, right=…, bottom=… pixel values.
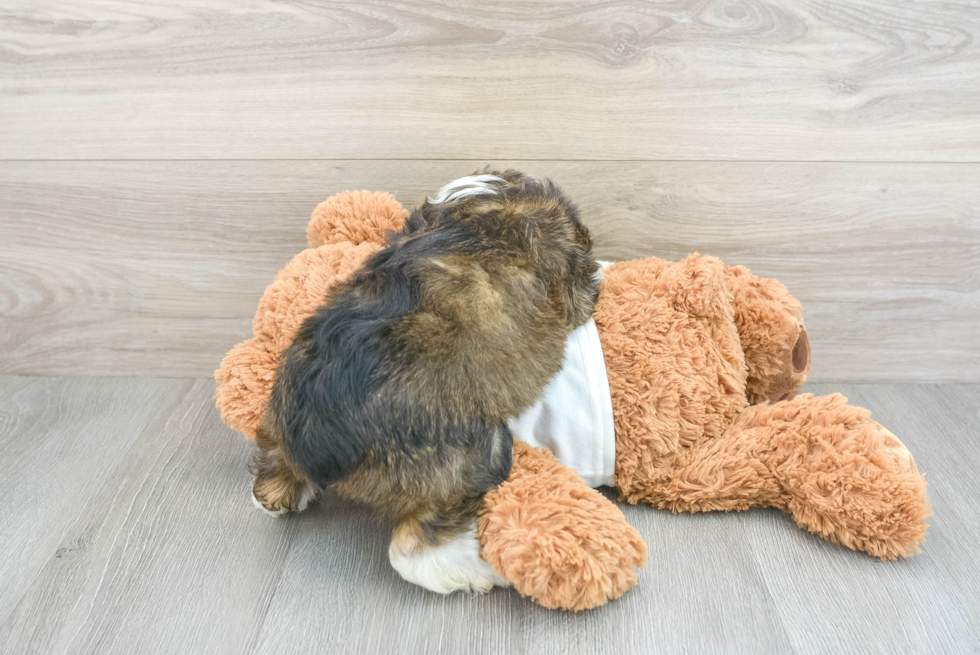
left=879, top=427, right=918, bottom=475
left=250, top=483, right=316, bottom=518
left=389, top=523, right=511, bottom=595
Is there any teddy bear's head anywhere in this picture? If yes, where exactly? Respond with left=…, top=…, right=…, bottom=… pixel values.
left=724, top=265, right=811, bottom=404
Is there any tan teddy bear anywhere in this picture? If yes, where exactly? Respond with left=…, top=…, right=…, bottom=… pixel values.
left=216, top=190, right=929, bottom=611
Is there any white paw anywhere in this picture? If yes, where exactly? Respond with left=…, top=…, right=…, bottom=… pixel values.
left=389, top=523, right=511, bottom=595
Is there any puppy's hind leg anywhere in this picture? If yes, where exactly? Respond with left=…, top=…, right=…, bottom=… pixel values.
left=251, top=426, right=316, bottom=517
left=388, top=518, right=510, bottom=595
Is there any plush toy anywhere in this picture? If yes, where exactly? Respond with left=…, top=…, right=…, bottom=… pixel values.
left=216, top=190, right=929, bottom=612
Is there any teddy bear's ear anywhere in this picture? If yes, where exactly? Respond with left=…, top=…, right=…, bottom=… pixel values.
left=723, top=265, right=810, bottom=404
left=307, top=190, right=408, bottom=248
left=214, top=337, right=278, bottom=439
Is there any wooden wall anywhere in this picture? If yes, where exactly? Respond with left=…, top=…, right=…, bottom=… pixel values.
left=1, top=1, right=978, bottom=381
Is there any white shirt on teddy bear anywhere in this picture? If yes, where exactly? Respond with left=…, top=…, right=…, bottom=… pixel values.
left=507, top=317, right=616, bottom=488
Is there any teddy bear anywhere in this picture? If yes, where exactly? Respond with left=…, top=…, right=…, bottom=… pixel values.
left=215, top=189, right=930, bottom=612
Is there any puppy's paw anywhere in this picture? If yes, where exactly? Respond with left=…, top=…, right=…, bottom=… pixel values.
left=251, top=483, right=316, bottom=517
left=389, top=524, right=511, bottom=595
left=252, top=492, right=290, bottom=517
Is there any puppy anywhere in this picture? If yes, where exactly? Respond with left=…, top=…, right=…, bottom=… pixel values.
left=251, top=170, right=598, bottom=594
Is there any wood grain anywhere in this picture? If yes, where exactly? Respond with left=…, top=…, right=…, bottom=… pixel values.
left=1, top=0, right=978, bottom=161
left=0, top=378, right=976, bottom=653
left=2, top=160, right=977, bottom=381
left=0, top=378, right=287, bottom=654
left=0, top=376, right=193, bottom=628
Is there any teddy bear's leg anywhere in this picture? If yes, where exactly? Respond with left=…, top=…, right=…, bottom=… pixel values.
left=662, top=393, right=929, bottom=559
left=747, top=393, right=928, bottom=559
left=250, top=426, right=316, bottom=517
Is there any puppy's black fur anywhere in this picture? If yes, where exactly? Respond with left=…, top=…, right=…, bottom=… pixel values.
left=253, top=170, right=598, bottom=546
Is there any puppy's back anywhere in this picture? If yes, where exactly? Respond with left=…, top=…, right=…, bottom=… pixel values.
left=268, top=171, right=597, bottom=508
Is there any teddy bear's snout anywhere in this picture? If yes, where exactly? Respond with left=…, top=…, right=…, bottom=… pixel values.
left=792, top=327, right=810, bottom=374
left=774, top=326, right=811, bottom=402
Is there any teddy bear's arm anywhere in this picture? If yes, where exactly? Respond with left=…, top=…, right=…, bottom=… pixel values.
left=478, top=440, right=647, bottom=611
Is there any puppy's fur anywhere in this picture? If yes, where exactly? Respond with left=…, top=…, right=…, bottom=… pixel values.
left=252, top=170, right=598, bottom=592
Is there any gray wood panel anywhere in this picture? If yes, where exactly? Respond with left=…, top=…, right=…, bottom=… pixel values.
left=0, top=378, right=286, bottom=654
left=2, top=161, right=977, bottom=381
left=0, top=376, right=193, bottom=629
left=1, top=1, right=978, bottom=161
left=0, top=377, right=976, bottom=654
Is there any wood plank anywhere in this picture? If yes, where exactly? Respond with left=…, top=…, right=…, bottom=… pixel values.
left=0, top=376, right=193, bottom=627
left=2, top=160, right=977, bottom=381
left=1, top=0, right=979, bottom=161
left=0, top=378, right=297, bottom=655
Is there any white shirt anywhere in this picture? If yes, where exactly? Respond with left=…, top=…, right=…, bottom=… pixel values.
left=507, top=318, right=616, bottom=488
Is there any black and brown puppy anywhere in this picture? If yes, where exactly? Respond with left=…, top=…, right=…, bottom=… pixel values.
left=252, top=170, right=598, bottom=593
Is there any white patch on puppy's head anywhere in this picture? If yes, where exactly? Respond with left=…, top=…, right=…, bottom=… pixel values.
left=427, top=174, right=503, bottom=205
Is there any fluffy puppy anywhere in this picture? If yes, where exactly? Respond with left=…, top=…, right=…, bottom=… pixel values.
left=251, top=170, right=598, bottom=594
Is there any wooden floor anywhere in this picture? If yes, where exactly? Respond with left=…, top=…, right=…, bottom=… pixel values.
left=0, top=377, right=976, bottom=654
